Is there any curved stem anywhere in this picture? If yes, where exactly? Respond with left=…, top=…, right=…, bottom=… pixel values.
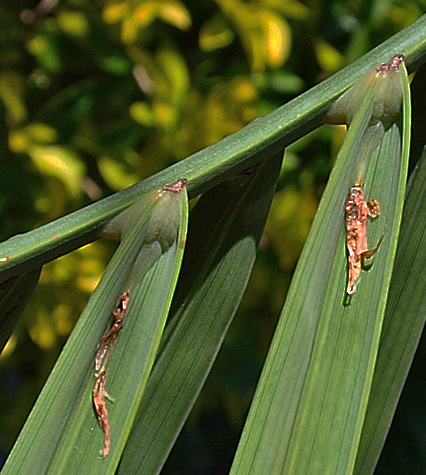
left=1, top=14, right=426, bottom=279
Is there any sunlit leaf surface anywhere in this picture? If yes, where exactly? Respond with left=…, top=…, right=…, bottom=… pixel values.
left=231, top=58, right=410, bottom=474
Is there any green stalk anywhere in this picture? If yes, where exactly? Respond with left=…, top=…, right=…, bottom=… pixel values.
left=1, top=15, right=425, bottom=281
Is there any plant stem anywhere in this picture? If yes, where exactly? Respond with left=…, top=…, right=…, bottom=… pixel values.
left=1, top=14, right=426, bottom=279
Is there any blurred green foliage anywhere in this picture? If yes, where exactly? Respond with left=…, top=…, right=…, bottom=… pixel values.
left=0, top=0, right=425, bottom=471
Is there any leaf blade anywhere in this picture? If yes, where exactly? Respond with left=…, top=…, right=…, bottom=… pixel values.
left=354, top=149, right=426, bottom=473
left=118, top=153, right=283, bottom=474
left=0, top=267, right=41, bottom=352
left=231, top=59, right=410, bottom=474
left=2, top=186, right=189, bottom=473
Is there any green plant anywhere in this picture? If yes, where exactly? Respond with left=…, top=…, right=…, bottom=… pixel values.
left=1, top=10, right=426, bottom=475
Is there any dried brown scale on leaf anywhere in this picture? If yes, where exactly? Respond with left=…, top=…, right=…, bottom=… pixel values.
left=92, top=369, right=111, bottom=458
left=325, top=54, right=405, bottom=132
left=345, top=182, right=382, bottom=295
left=162, top=178, right=188, bottom=193
left=92, top=291, right=130, bottom=457
left=341, top=55, right=405, bottom=296
left=375, top=54, right=404, bottom=75
left=94, top=291, right=130, bottom=375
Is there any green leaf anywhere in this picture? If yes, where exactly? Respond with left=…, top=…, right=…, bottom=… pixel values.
left=2, top=184, right=188, bottom=473
left=0, top=267, right=41, bottom=352
left=354, top=148, right=426, bottom=473
left=1, top=14, right=425, bottom=280
left=117, top=152, right=283, bottom=474
left=231, top=58, right=410, bottom=474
